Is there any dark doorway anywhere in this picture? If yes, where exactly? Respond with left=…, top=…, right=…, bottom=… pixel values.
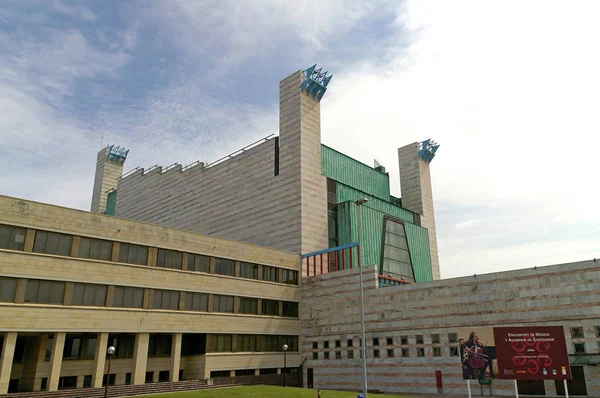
left=307, top=368, right=313, bottom=388
left=555, top=367, right=587, bottom=396
left=517, top=379, right=546, bottom=395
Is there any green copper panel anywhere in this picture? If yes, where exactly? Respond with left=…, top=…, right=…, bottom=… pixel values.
left=404, top=222, right=433, bottom=282
left=105, top=190, right=117, bottom=216
left=336, top=184, right=415, bottom=223
left=322, top=145, right=390, bottom=201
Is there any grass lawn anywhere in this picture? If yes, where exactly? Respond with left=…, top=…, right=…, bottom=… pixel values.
left=140, top=385, right=363, bottom=398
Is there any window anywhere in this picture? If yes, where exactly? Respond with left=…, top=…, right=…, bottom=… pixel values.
left=188, top=254, right=210, bottom=273
left=432, top=334, right=440, bottom=344
left=313, top=352, right=318, bottom=360
left=335, top=351, right=342, bottom=359
left=72, top=283, right=107, bottom=307
left=148, top=334, right=172, bottom=357
left=62, top=334, right=96, bottom=360
left=185, top=292, right=208, bottom=312
left=433, top=347, right=442, bottom=357
left=145, top=372, right=153, bottom=383
left=381, top=218, right=415, bottom=282
left=0, top=277, right=17, bottom=302
left=212, top=294, right=234, bottom=313
left=374, top=349, right=380, bottom=358
left=159, top=371, right=169, bottom=382
left=281, top=336, right=299, bottom=352
left=83, top=375, right=92, bottom=388
left=402, top=348, right=410, bottom=357
left=348, top=350, right=354, bottom=359
left=40, top=378, right=48, bottom=390
left=260, top=335, right=280, bottom=352
left=282, top=269, right=298, bottom=285
left=119, top=243, right=148, bottom=265
left=238, top=297, right=258, bottom=314
left=324, top=351, right=330, bottom=360
left=236, top=335, right=257, bottom=352
left=211, top=370, right=231, bottom=378
left=451, top=346, right=459, bottom=356
left=401, top=336, right=408, bottom=345
left=373, top=337, right=380, bottom=346
left=387, top=349, right=394, bottom=358
left=113, top=286, right=144, bottom=308
left=596, top=326, right=600, bottom=337
left=25, top=280, right=65, bottom=304
left=335, top=340, right=341, bottom=348
left=324, top=341, right=329, bottom=349
left=387, top=337, right=393, bottom=346
left=263, top=266, right=279, bottom=282
left=448, top=333, right=458, bottom=343
left=240, top=262, right=259, bottom=279
left=417, top=348, right=425, bottom=357
left=153, top=290, right=180, bottom=310
left=108, top=334, right=135, bottom=358
left=79, top=238, right=113, bottom=261
left=574, top=343, right=586, bottom=354
left=214, top=258, right=235, bottom=276
left=347, top=339, right=353, bottom=347
left=0, top=225, right=25, bottom=251
left=416, top=335, right=424, bottom=344
left=236, top=369, right=255, bottom=376
left=209, top=335, right=232, bottom=352
left=282, top=301, right=298, bottom=317
left=571, top=327, right=584, bottom=338
left=58, top=376, right=77, bottom=390
left=33, top=231, right=72, bottom=256
left=102, top=374, right=116, bottom=387
left=260, top=368, right=277, bottom=375
left=157, top=249, right=182, bottom=270
left=125, top=373, right=132, bottom=385
left=312, top=342, right=318, bottom=349
left=261, top=299, right=279, bottom=316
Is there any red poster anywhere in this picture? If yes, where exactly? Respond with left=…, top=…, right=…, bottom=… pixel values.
left=493, top=326, right=571, bottom=380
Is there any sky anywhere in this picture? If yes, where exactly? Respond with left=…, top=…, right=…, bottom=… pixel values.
left=1, top=0, right=599, bottom=279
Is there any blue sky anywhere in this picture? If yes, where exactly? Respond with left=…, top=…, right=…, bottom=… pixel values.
left=1, top=0, right=599, bottom=278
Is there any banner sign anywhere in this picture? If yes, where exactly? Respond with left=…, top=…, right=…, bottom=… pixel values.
left=493, top=326, right=571, bottom=380
left=457, top=328, right=497, bottom=380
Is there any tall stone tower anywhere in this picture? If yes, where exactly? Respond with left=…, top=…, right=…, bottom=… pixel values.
left=398, top=140, right=440, bottom=279
left=279, top=65, right=331, bottom=255
left=90, top=145, right=128, bottom=213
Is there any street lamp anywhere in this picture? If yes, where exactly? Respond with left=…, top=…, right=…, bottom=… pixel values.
left=104, top=345, right=115, bottom=398
left=356, top=198, right=369, bottom=398
left=282, top=344, right=289, bottom=387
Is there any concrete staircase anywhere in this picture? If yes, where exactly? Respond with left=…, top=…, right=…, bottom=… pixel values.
left=0, top=380, right=236, bottom=398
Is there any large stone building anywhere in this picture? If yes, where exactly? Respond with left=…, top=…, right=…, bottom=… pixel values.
left=1, top=65, right=599, bottom=397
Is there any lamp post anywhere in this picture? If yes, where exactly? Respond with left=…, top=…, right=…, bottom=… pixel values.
left=356, top=198, right=369, bottom=398
left=104, top=346, right=115, bottom=398
left=282, top=344, right=289, bottom=387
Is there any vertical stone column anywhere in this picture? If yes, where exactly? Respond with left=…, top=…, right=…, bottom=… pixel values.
left=132, top=333, right=150, bottom=385
left=398, top=142, right=440, bottom=280
left=0, top=332, right=17, bottom=395
left=169, top=333, right=182, bottom=382
left=92, top=333, right=109, bottom=388
left=48, top=332, right=66, bottom=391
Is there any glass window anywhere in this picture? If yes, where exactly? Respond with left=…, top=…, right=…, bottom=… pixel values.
left=432, top=334, right=440, bottom=344
left=188, top=254, right=210, bottom=273
left=182, top=334, right=206, bottom=357
left=72, top=283, right=107, bottom=307
left=214, top=258, right=235, bottom=276
left=574, top=343, right=586, bottom=353
left=448, top=333, right=458, bottom=343
left=335, top=340, right=341, bottom=348
left=184, top=292, right=208, bottom=312
left=347, top=350, right=354, bottom=359
left=596, top=326, right=600, bottom=337
left=381, top=218, right=414, bottom=282
left=0, top=225, right=26, bottom=251
left=282, top=269, right=298, bottom=285
left=261, top=299, right=279, bottom=316
left=387, top=337, right=393, bottom=346
left=62, top=334, right=82, bottom=359
left=212, top=294, right=234, bottom=313
left=416, top=335, right=424, bottom=344
left=119, top=243, right=148, bottom=265
left=433, top=347, right=442, bottom=357
left=373, top=337, right=380, bottom=346
left=282, top=301, right=298, bottom=318
left=239, top=297, right=258, bottom=314
left=25, top=280, right=65, bottom=304
left=236, top=335, right=257, bottom=352
left=259, top=335, right=280, bottom=352
left=239, top=262, right=259, bottom=279
left=571, top=327, right=584, bottom=338
left=108, top=334, right=135, bottom=358
left=374, top=349, right=380, bottom=358
left=0, top=277, right=17, bottom=302
left=79, top=238, right=113, bottom=261
left=417, top=347, right=425, bottom=357
left=263, top=266, right=279, bottom=283
left=148, top=334, right=172, bottom=357
left=402, top=348, right=410, bottom=357
left=83, top=375, right=92, bottom=388
left=157, top=249, right=183, bottom=270
left=33, top=231, right=72, bottom=256
left=388, top=349, right=394, bottom=358
left=113, top=286, right=144, bottom=308
left=85, top=335, right=97, bottom=359
left=153, top=290, right=180, bottom=310
left=347, top=339, right=353, bottom=347
left=209, top=335, right=232, bottom=352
